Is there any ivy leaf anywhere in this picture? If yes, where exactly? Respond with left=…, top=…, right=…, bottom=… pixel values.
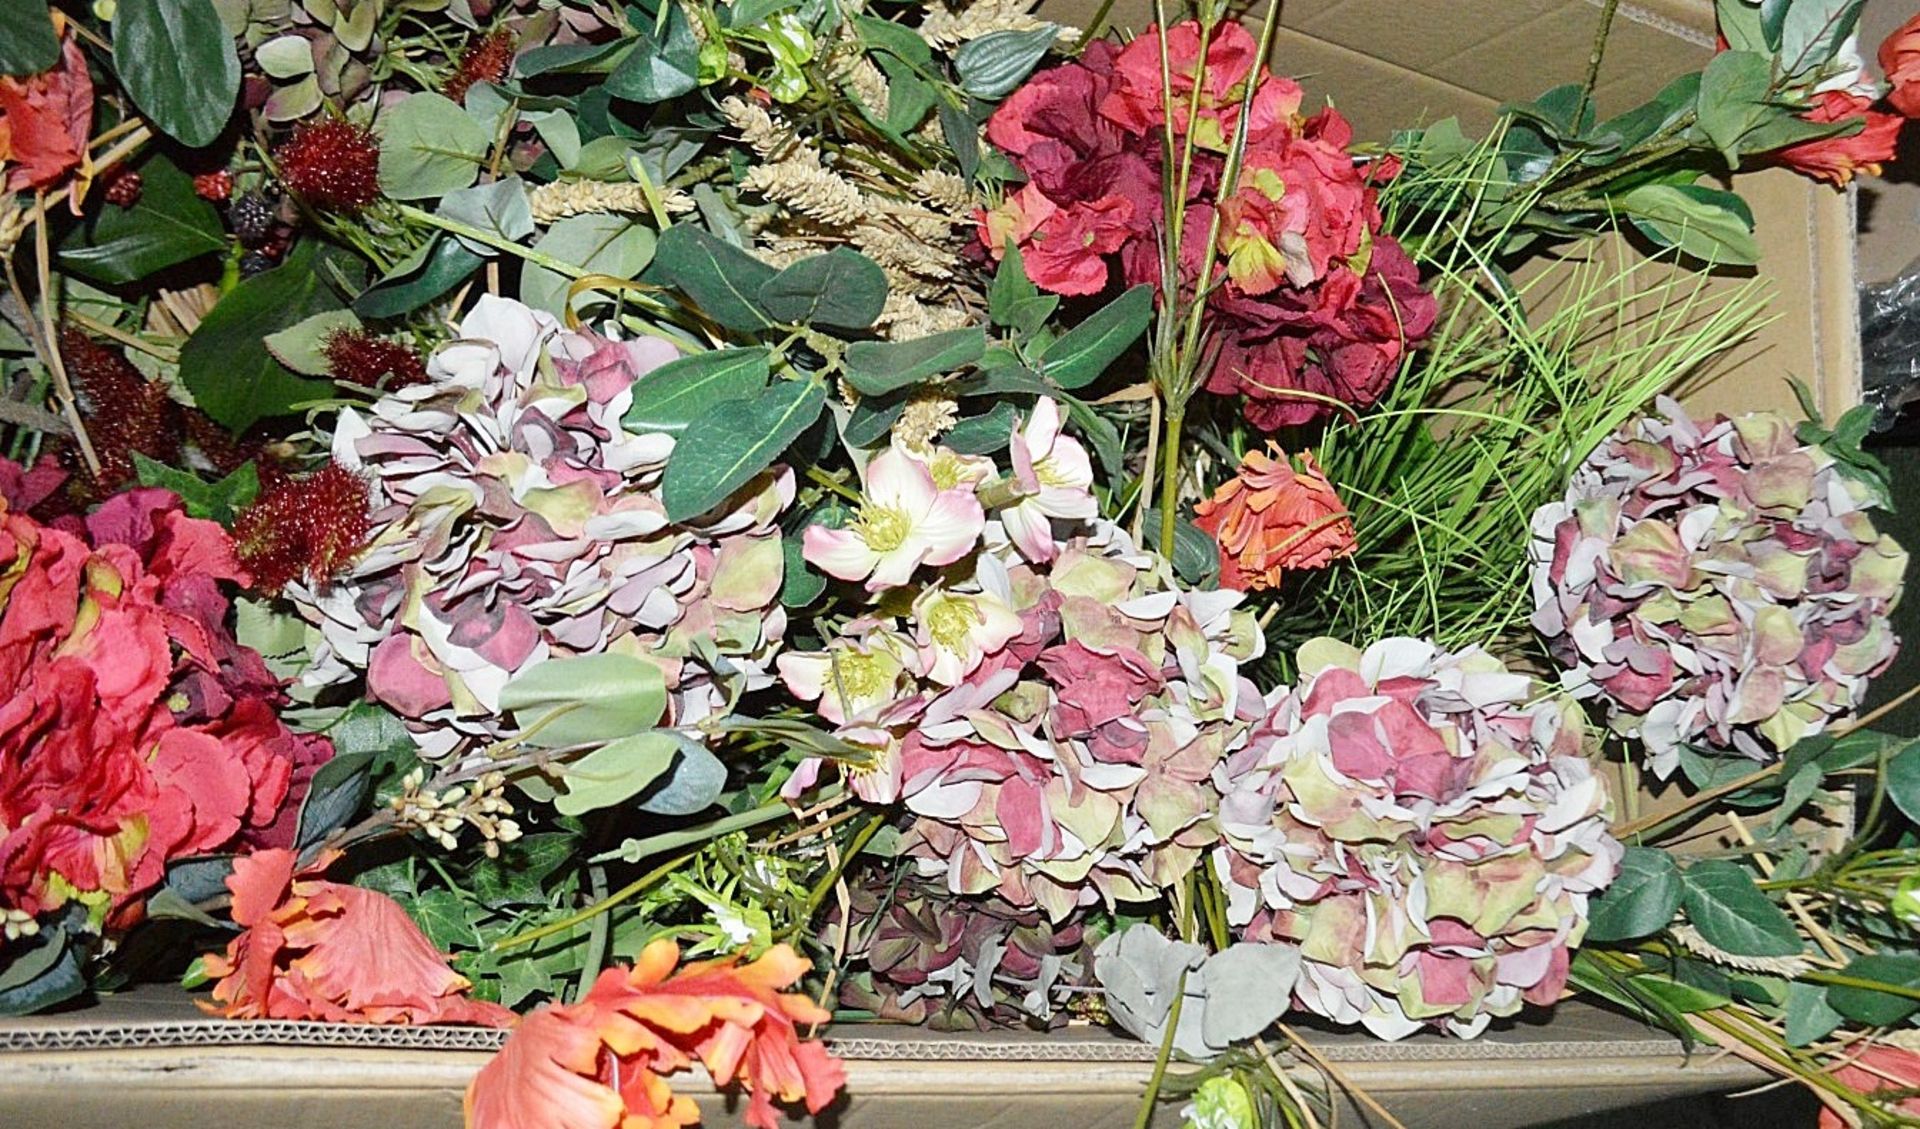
left=521, top=213, right=656, bottom=317
left=645, top=226, right=775, bottom=333
left=500, top=654, right=668, bottom=749
left=0, top=1, right=58, bottom=77
left=1039, top=284, right=1152, bottom=389
left=179, top=241, right=342, bottom=430
left=624, top=347, right=770, bottom=434
left=354, top=236, right=484, bottom=319
left=114, top=0, right=240, bottom=147
left=59, top=156, right=225, bottom=285
left=410, top=889, right=483, bottom=951
left=376, top=92, right=491, bottom=200
left=606, top=3, right=701, bottom=103
left=953, top=26, right=1059, bottom=99
left=843, top=327, right=985, bottom=396
left=756, top=248, right=889, bottom=330
left=662, top=379, right=826, bottom=522
left=132, top=455, right=259, bottom=525
left=1586, top=847, right=1684, bottom=941
left=1681, top=860, right=1803, bottom=958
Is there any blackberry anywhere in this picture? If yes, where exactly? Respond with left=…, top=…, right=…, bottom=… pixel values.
left=239, top=251, right=276, bottom=278
left=231, top=193, right=275, bottom=246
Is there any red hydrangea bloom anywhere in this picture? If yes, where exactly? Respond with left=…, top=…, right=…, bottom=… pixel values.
left=0, top=478, right=325, bottom=928
left=982, top=20, right=1435, bottom=428
left=202, top=848, right=512, bottom=1026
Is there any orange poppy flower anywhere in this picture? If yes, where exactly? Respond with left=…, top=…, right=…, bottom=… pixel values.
left=466, top=939, right=846, bottom=1129
left=200, top=848, right=513, bottom=1027
left=1194, top=444, right=1356, bottom=591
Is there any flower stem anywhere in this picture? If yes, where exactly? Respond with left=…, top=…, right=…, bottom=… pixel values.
left=1158, top=407, right=1185, bottom=558
left=1132, top=970, right=1188, bottom=1129
left=494, top=850, right=696, bottom=952
left=394, top=202, right=588, bottom=279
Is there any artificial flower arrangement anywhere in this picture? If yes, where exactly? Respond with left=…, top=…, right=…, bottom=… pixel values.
left=3, top=0, right=1920, bottom=1126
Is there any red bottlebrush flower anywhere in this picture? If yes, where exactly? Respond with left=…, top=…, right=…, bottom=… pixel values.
left=193, top=168, right=235, bottom=202
left=56, top=328, right=178, bottom=500
left=321, top=330, right=427, bottom=389
left=443, top=29, right=517, bottom=106
left=231, top=461, right=372, bottom=593
left=102, top=166, right=142, bottom=207
left=275, top=119, right=382, bottom=213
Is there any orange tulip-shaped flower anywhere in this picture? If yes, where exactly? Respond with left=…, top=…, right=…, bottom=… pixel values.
left=466, top=939, right=846, bottom=1129
left=201, top=848, right=512, bottom=1027
left=1194, top=445, right=1356, bottom=591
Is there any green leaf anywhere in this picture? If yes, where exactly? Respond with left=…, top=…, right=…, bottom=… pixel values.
left=989, top=241, right=1040, bottom=325
left=499, top=653, right=668, bottom=749
left=377, top=92, right=491, bottom=200
left=1681, top=859, right=1803, bottom=958
left=843, top=327, right=985, bottom=396
left=842, top=393, right=907, bottom=447
left=1585, top=73, right=1700, bottom=162
left=295, top=751, right=376, bottom=852
left=354, top=236, right=484, bottom=319
left=114, top=0, right=240, bottom=147
left=1693, top=50, right=1776, bottom=164
left=1716, top=0, right=1771, bottom=53
left=1778, top=0, right=1864, bottom=77
left=779, top=526, right=828, bottom=608
left=326, top=701, right=417, bottom=760
left=263, top=308, right=362, bottom=376
left=624, top=347, right=770, bottom=434
left=1141, top=509, right=1221, bottom=587
left=164, top=855, right=236, bottom=904
left=0, top=1, right=58, bottom=77
left=606, top=3, right=701, bottom=103
left=1886, top=740, right=1920, bottom=827
left=179, top=241, right=341, bottom=430
left=856, top=14, right=933, bottom=66
left=1825, top=954, right=1920, bottom=1027
left=410, top=889, right=483, bottom=951
left=1501, top=83, right=1595, bottom=140
left=144, top=887, right=226, bottom=929
left=636, top=740, right=726, bottom=815
left=0, top=923, right=85, bottom=1017
left=521, top=213, right=657, bottom=317
left=554, top=731, right=683, bottom=815
left=436, top=177, right=534, bottom=257
left=943, top=401, right=1018, bottom=455
left=58, top=156, right=226, bottom=285
left=1628, top=973, right=1732, bottom=1013
left=1622, top=184, right=1759, bottom=265
left=662, top=378, right=826, bottom=522
left=646, top=226, right=775, bottom=332
left=1039, top=284, right=1152, bottom=389
left=940, top=102, right=982, bottom=181
left=1783, top=981, right=1844, bottom=1046
left=756, top=248, right=889, bottom=330
left=471, top=833, right=579, bottom=906
left=515, top=41, right=628, bottom=78
left=132, top=455, right=260, bottom=525
left=953, top=26, right=1058, bottom=99
left=878, top=57, right=936, bottom=134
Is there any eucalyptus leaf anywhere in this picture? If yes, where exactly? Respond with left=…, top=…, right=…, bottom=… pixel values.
left=635, top=740, right=727, bottom=815
left=114, top=0, right=242, bottom=147
left=1778, top=0, right=1864, bottom=77
left=164, top=856, right=237, bottom=905
left=943, top=401, right=1018, bottom=455
left=377, top=92, right=492, bottom=200
left=0, top=923, right=85, bottom=1017
left=1039, top=285, right=1152, bottom=389
left=522, top=213, right=656, bottom=317
left=499, top=653, right=669, bottom=748
left=554, top=731, right=684, bottom=815
left=625, top=347, right=771, bottom=434
left=437, top=177, right=534, bottom=256
left=662, top=379, right=826, bottom=521
left=843, top=327, right=985, bottom=395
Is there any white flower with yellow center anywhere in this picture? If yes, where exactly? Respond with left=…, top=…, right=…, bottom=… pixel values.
left=776, top=631, right=915, bottom=726
left=911, top=585, right=1024, bottom=686
left=1003, top=398, right=1097, bottom=563
left=805, top=447, right=985, bottom=592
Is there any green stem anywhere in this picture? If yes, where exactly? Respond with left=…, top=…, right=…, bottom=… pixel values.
left=1574, top=0, right=1623, bottom=126
left=494, top=850, right=695, bottom=952
left=1157, top=408, right=1185, bottom=559
left=394, top=203, right=587, bottom=278
left=787, top=814, right=887, bottom=937
left=586, top=799, right=797, bottom=866
left=1798, top=971, right=1920, bottom=1004
left=1132, top=970, right=1188, bottom=1129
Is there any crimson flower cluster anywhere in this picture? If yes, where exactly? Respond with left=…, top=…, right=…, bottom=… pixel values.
left=980, top=21, right=1437, bottom=428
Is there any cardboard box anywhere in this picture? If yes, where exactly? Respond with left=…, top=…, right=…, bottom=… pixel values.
left=1038, top=0, right=1863, bottom=422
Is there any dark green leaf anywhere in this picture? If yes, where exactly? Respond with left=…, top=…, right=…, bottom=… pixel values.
left=0, top=1, right=58, bottom=77
left=1693, top=50, right=1775, bottom=164
left=180, top=242, right=341, bottom=430
left=410, top=889, right=483, bottom=951
left=1622, top=184, right=1759, bottom=265
left=164, top=856, right=236, bottom=904
left=876, top=56, right=937, bottom=134
left=132, top=455, right=259, bottom=525
left=944, top=401, right=1018, bottom=455
left=1739, top=107, right=1861, bottom=153
left=515, top=40, right=630, bottom=77
left=59, top=156, right=226, bottom=285
left=295, top=751, right=376, bottom=853
left=941, top=102, right=981, bottom=181
left=1585, top=73, right=1700, bottom=162
left=856, top=14, right=933, bottom=66
left=1783, top=981, right=1844, bottom=1046
left=626, top=347, right=771, bottom=433
left=114, top=0, right=240, bottom=147
left=954, top=26, right=1059, bottom=99
left=646, top=226, right=775, bottom=332
left=1040, top=285, right=1152, bottom=389
left=144, top=887, right=225, bottom=929
left=780, top=531, right=826, bottom=608
left=1061, top=394, right=1123, bottom=482
left=1141, top=509, right=1221, bottom=587
left=1682, top=859, right=1803, bottom=958
left=500, top=653, right=668, bottom=748
left=354, top=236, right=484, bottom=319
left=471, top=833, right=579, bottom=906
left=1825, top=954, right=1920, bottom=1027
left=326, top=701, right=417, bottom=760
left=1567, top=949, right=1695, bottom=1046
left=0, top=922, right=85, bottom=1017
left=843, top=327, right=985, bottom=395
left=756, top=248, right=888, bottom=330
left=1501, top=83, right=1594, bottom=140
left=662, top=379, right=826, bottom=521
left=607, top=4, right=701, bottom=103
left=842, top=392, right=907, bottom=447
left=1716, top=0, right=1770, bottom=52
left=989, top=241, right=1040, bottom=326
left=1887, top=740, right=1920, bottom=827
left=636, top=740, right=727, bottom=815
